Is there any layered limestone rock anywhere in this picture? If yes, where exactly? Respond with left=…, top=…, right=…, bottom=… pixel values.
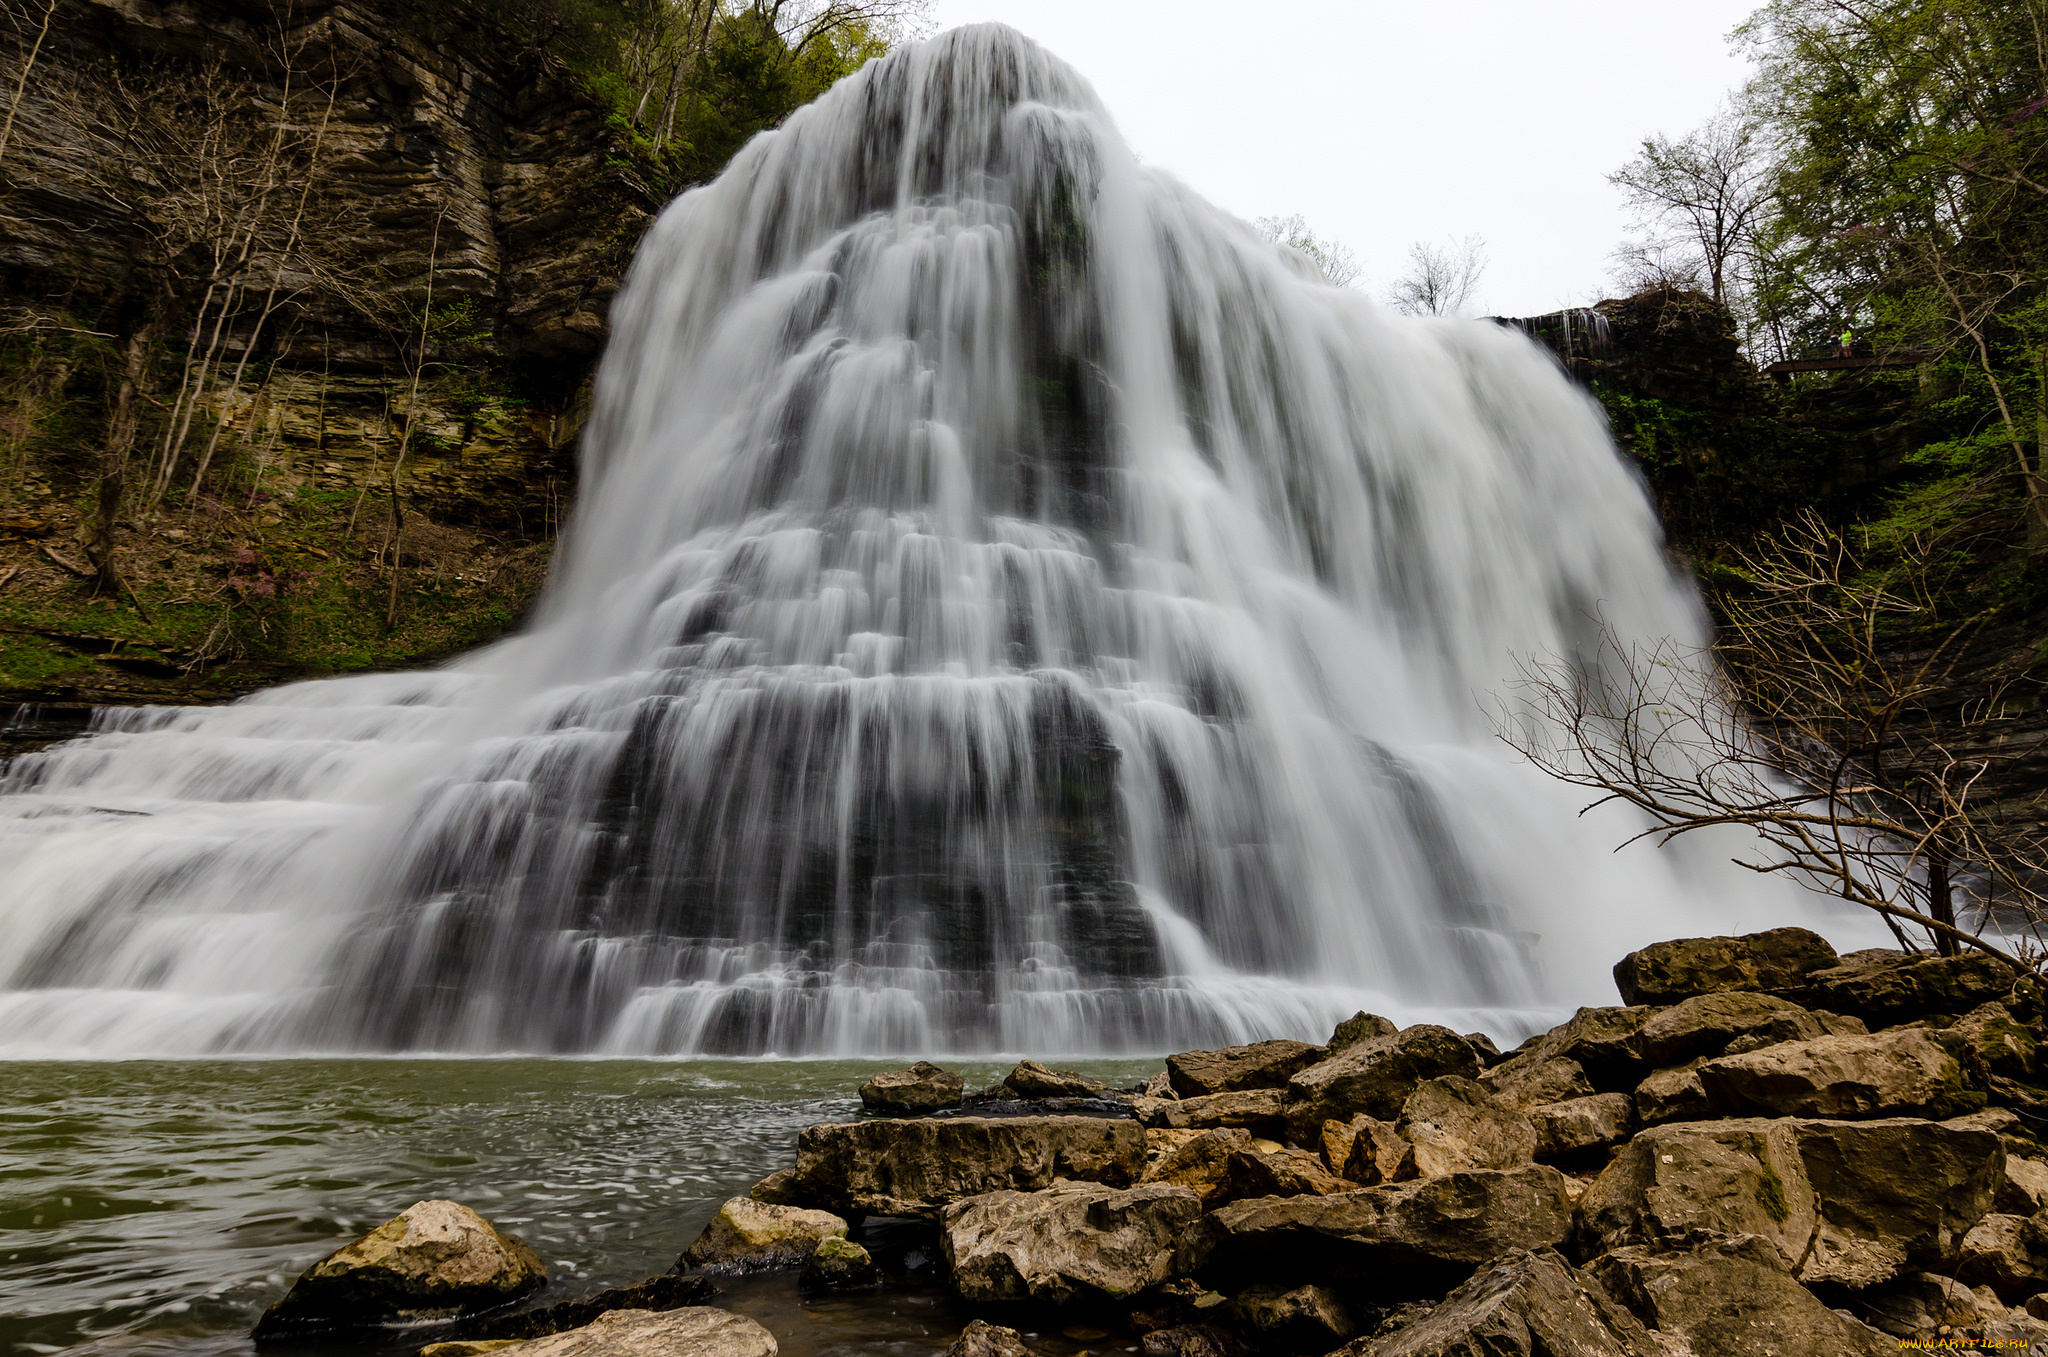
left=675, top=1198, right=847, bottom=1275
left=481, top=1309, right=777, bottom=1357
left=252, top=1199, right=545, bottom=1335
left=788, top=1116, right=1144, bottom=1217
left=1340, top=1249, right=1658, bottom=1357
left=858, top=1062, right=965, bottom=1116
left=941, top=1183, right=1203, bottom=1307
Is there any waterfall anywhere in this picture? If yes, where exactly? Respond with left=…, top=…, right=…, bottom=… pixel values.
left=0, top=26, right=1859, bottom=1057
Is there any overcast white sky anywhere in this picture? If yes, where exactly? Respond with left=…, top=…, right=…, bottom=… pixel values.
left=923, top=0, right=1761, bottom=317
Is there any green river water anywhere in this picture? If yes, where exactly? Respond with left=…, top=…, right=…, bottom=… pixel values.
left=0, top=1059, right=1159, bottom=1357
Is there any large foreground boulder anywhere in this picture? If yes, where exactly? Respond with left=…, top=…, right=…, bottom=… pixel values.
left=1168, top=1041, right=1326, bottom=1097
left=1178, top=1166, right=1574, bottom=1284
left=1787, top=949, right=2015, bottom=1025
left=253, top=1200, right=545, bottom=1336
left=859, top=1062, right=964, bottom=1115
left=485, top=1309, right=775, bottom=1357
left=1284, top=1027, right=1480, bottom=1142
left=790, top=1116, right=1144, bottom=1217
left=1578, top=1116, right=2003, bottom=1287
left=1696, top=1027, right=1981, bottom=1119
left=1612, top=927, right=1837, bottom=1006
left=677, top=1198, right=847, bottom=1274
left=1394, top=1077, right=1536, bottom=1176
left=941, top=1183, right=1202, bottom=1307
left=944, top=1320, right=1034, bottom=1357
left=1586, top=1235, right=1893, bottom=1357
left=1635, top=991, right=1824, bottom=1066
left=458, top=1275, right=718, bottom=1343
left=1338, top=1249, right=1656, bottom=1357
left=1527, top=1093, right=1635, bottom=1160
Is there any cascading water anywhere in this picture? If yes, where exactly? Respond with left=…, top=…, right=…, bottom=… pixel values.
left=0, top=26, right=1863, bottom=1058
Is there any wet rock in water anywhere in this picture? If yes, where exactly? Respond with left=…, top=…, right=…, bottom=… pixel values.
left=1578, top=1116, right=2001, bottom=1288
left=1328, top=1012, right=1399, bottom=1054
left=1339, top=1116, right=1417, bottom=1186
left=1214, top=1145, right=1353, bottom=1202
left=458, top=1274, right=720, bottom=1343
left=1635, top=991, right=1824, bottom=1067
left=1394, top=1076, right=1536, bottom=1176
left=859, top=1062, right=965, bottom=1116
left=797, top=1236, right=878, bottom=1293
left=1139, top=1324, right=1250, bottom=1357
left=1004, top=1060, right=1106, bottom=1099
left=1696, top=1028, right=1982, bottom=1120
left=941, top=1182, right=1202, bottom=1307
left=1478, top=1055, right=1594, bottom=1113
left=253, top=1199, right=546, bottom=1337
left=1143, top=1071, right=1177, bottom=1099
left=1958, top=1213, right=2048, bottom=1301
left=481, top=1308, right=776, bottom=1357
left=944, top=1320, right=1034, bottom=1357
left=1178, top=1165, right=1575, bottom=1284
left=1233, top=1281, right=1354, bottom=1348
left=1140, top=1127, right=1254, bottom=1204
left=1631, top=1059, right=1715, bottom=1126
left=1336, top=1247, right=1655, bottom=1357
left=1167, top=1040, right=1326, bottom=1097
left=1611, top=926, right=1837, bottom=1006
left=1527, top=1093, right=1635, bottom=1160
left=1284, top=1026, right=1479, bottom=1142
left=420, top=1343, right=520, bottom=1357
left=1134, top=1089, right=1287, bottom=1138
left=1786, top=949, right=2016, bottom=1026
left=1857, top=1271, right=2005, bottom=1340
left=1585, top=1235, right=1893, bottom=1357
left=677, top=1198, right=847, bottom=1274
left=790, top=1116, right=1143, bottom=1217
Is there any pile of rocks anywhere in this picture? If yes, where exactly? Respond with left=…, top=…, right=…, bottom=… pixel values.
left=250, top=927, right=2048, bottom=1356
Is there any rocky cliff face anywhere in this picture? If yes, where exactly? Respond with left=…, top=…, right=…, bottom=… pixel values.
left=0, top=0, right=671, bottom=702
left=4, top=0, right=659, bottom=526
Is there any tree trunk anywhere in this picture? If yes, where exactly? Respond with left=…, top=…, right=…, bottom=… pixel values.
left=88, top=316, right=157, bottom=600
left=1926, top=847, right=1959, bottom=956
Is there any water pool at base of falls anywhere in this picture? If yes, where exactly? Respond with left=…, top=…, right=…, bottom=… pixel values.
left=0, top=1058, right=1166, bottom=1357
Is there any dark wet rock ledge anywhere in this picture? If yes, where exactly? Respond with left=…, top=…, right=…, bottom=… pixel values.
left=251, top=928, right=2048, bottom=1354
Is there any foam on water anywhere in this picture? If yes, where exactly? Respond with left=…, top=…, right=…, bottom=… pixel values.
left=0, top=26, right=1873, bottom=1057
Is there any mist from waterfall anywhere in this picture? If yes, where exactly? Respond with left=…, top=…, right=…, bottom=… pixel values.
left=0, top=26, right=1866, bottom=1058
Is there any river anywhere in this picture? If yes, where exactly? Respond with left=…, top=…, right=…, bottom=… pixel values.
left=1, top=1058, right=1157, bottom=1357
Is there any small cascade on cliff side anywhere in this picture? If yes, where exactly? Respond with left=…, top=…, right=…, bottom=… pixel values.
left=0, top=27, right=1861, bottom=1057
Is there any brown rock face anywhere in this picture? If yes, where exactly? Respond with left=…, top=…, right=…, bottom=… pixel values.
left=1635, top=991, right=1824, bottom=1067
left=1003, top=1060, right=1107, bottom=1099
left=944, top=1320, right=1036, bottom=1357
left=1166, top=1040, right=1325, bottom=1097
left=1395, top=1077, right=1536, bottom=1177
left=1786, top=950, right=2016, bottom=1025
left=1631, top=1059, right=1715, bottom=1126
left=1585, top=1235, right=1894, bottom=1357
left=1331, top=1115, right=1414, bottom=1185
left=1527, top=1093, right=1635, bottom=1159
left=1134, top=1090, right=1287, bottom=1138
left=1215, top=1146, right=1353, bottom=1202
left=676, top=1198, right=847, bottom=1275
left=1328, top=1012, right=1400, bottom=1053
left=791, top=1116, right=1143, bottom=1218
left=1338, top=1248, right=1657, bottom=1357
left=1141, top=1128, right=1254, bottom=1205
left=1479, top=1055, right=1594, bottom=1112
left=941, top=1183, right=1202, bottom=1307
left=1958, top=1213, right=2048, bottom=1301
left=1177, top=1166, right=1575, bottom=1283
left=1233, top=1281, right=1355, bottom=1348
left=1284, top=1026, right=1479, bottom=1142
left=859, top=1062, right=965, bottom=1115
left=485, top=1309, right=777, bottom=1357
left=1579, top=1116, right=2003, bottom=1288
left=1696, top=1028, right=1980, bottom=1119
left=1611, top=927, right=1837, bottom=1006
left=252, top=1199, right=545, bottom=1336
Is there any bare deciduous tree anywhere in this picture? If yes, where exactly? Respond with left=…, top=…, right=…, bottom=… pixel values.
left=1496, top=511, right=2048, bottom=967
left=1254, top=214, right=1364, bottom=289
left=1385, top=235, right=1487, bottom=317
left=1608, top=104, right=1772, bottom=309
